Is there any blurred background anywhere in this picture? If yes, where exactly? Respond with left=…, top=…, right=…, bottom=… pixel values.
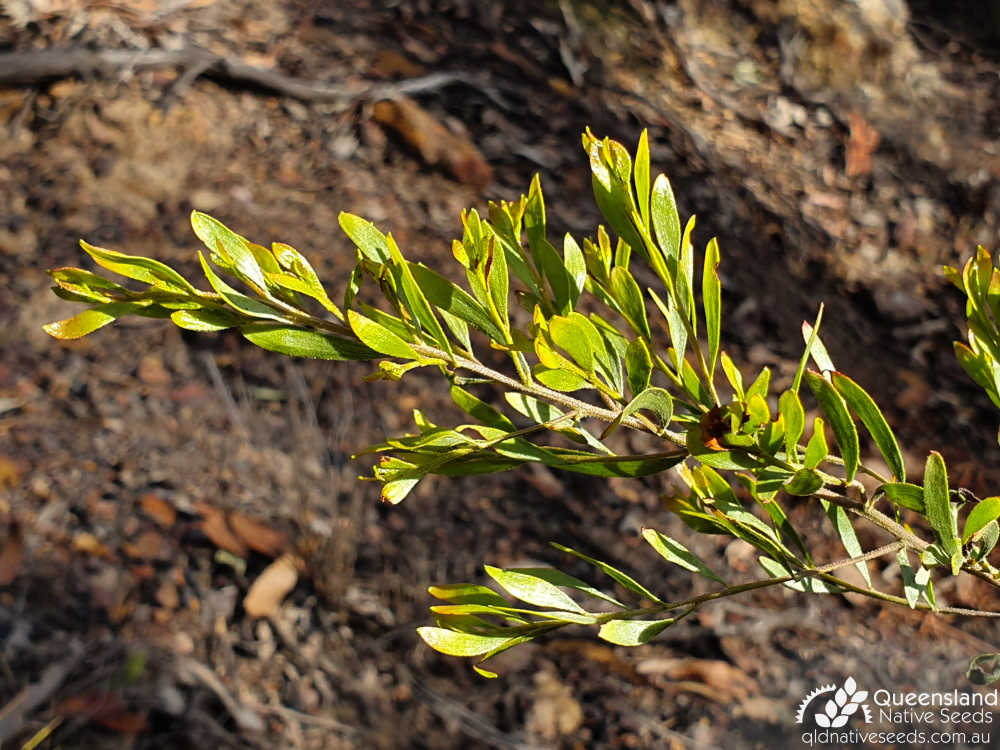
left=1, top=1, right=999, bottom=747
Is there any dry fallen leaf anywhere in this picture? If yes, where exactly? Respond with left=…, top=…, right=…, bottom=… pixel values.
left=372, top=96, right=493, bottom=188
left=846, top=110, right=880, bottom=177
left=243, top=554, right=299, bottom=618
left=123, top=529, right=171, bottom=561
left=639, top=657, right=759, bottom=701
left=526, top=670, right=584, bottom=741
left=137, top=353, right=171, bottom=386
left=55, top=691, right=148, bottom=733
left=140, top=493, right=176, bottom=528
left=73, top=532, right=115, bottom=559
left=0, top=520, right=24, bottom=585
left=196, top=503, right=249, bottom=557
left=0, top=455, right=23, bottom=490
left=228, top=512, right=288, bottom=557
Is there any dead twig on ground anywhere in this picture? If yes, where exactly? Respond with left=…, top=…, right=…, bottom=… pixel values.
left=0, top=643, right=83, bottom=745
left=0, top=47, right=489, bottom=106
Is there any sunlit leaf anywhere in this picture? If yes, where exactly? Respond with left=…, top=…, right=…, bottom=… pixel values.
left=924, top=451, right=962, bottom=574
left=563, top=234, right=587, bottom=309
left=191, top=211, right=269, bottom=292
left=822, top=501, right=872, bottom=587
left=610, top=267, right=651, bottom=339
left=720, top=351, right=744, bottom=401
left=601, top=387, right=673, bottom=438
left=533, top=366, right=591, bottom=392
left=484, top=566, right=586, bottom=613
left=598, top=618, right=674, bottom=646
left=242, top=323, right=378, bottom=361
left=779, top=390, right=805, bottom=460
left=551, top=542, right=661, bottom=602
left=625, top=338, right=653, bottom=397
left=428, top=583, right=510, bottom=607
left=44, top=301, right=163, bottom=340
left=642, top=528, right=725, bottom=584
left=792, top=306, right=824, bottom=393
left=963, top=496, right=1000, bottom=544
left=347, top=310, right=419, bottom=359
left=703, top=237, right=721, bottom=377
left=634, top=129, right=651, bottom=228
left=650, top=173, right=680, bottom=261
left=80, top=240, right=198, bottom=295
left=803, top=417, right=828, bottom=470
left=170, top=308, right=241, bottom=332
left=550, top=315, right=594, bottom=373
left=339, top=212, right=390, bottom=263
left=878, top=482, right=925, bottom=513
left=831, top=372, right=905, bottom=481
left=805, top=371, right=859, bottom=481
left=784, top=468, right=823, bottom=496
left=417, top=627, right=520, bottom=657
left=198, top=252, right=291, bottom=322
left=801, top=319, right=835, bottom=374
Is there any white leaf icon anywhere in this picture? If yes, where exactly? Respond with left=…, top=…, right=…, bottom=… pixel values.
left=853, top=690, right=869, bottom=703
left=835, top=688, right=847, bottom=706
left=842, top=703, right=859, bottom=717
left=844, top=677, right=857, bottom=694
left=832, top=715, right=849, bottom=728
left=815, top=713, right=831, bottom=728
left=825, top=700, right=838, bottom=718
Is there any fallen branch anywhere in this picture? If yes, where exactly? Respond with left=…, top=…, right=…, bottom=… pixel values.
left=0, top=47, right=475, bottom=103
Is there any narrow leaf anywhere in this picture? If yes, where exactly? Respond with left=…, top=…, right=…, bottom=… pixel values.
left=242, top=324, right=378, bottom=361
left=601, top=387, right=673, bottom=438
left=784, top=468, right=824, bottom=496
left=190, top=212, right=268, bottom=292
left=650, top=173, right=680, bottom=260
left=44, top=301, right=155, bottom=339
left=822, top=501, right=872, bottom=588
left=924, top=451, right=961, bottom=572
left=805, top=371, right=859, bottom=481
left=347, top=310, right=419, bottom=359
left=610, top=267, right=651, bottom=339
left=625, top=338, right=653, bottom=397
left=502, top=568, right=624, bottom=608
left=550, top=542, right=661, bottom=602
left=879, top=482, right=925, bottom=513
left=642, top=528, right=725, bottom=583
left=80, top=240, right=198, bottom=294
left=803, top=418, right=828, bottom=470
left=598, top=618, right=674, bottom=646
left=417, top=627, right=518, bottom=657
left=450, top=386, right=516, bottom=431
left=339, top=212, right=390, bottom=263
left=779, top=390, right=806, bottom=459
left=792, top=305, right=824, bottom=394
left=484, top=566, right=585, bottom=613
left=831, top=372, right=905, bottom=481
left=702, top=237, right=721, bottom=377
left=170, top=308, right=241, bottom=332
left=963, top=496, right=1000, bottom=544
left=801, top=319, right=835, bottom=374
left=428, top=583, right=510, bottom=607
left=409, top=263, right=505, bottom=341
